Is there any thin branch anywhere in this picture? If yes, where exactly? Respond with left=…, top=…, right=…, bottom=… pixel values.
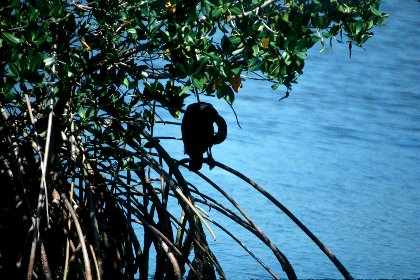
left=210, top=160, right=354, bottom=280
left=118, top=197, right=198, bottom=279
left=56, top=186, right=92, bottom=280
left=89, top=244, right=101, bottom=280
left=183, top=162, right=293, bottom=279
left=205, top=216, right=279, bottom=280
left=127, top=128, right=218, bottom=241
left=40, top=241, right=52, bottom=280
left=226, top=0, right=278, bottom=22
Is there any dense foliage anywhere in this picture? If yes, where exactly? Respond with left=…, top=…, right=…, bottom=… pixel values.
left=0, top=0, right=387, bottom=279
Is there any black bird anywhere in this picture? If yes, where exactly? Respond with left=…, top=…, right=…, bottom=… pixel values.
left=181, top=102, right=227, bottom=171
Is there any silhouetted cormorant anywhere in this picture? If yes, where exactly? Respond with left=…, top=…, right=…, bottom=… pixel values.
left=181, top=102, right=227, bottom=171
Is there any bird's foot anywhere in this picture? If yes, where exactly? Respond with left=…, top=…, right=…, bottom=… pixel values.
left=204, top=156, right=216, bottom=170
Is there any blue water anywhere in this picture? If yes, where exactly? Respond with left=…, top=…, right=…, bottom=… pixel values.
left=152, top=0, right=420, bottom=278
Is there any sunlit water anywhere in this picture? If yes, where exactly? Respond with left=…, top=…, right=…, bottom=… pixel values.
left=148, top=0, right=420, bottom=278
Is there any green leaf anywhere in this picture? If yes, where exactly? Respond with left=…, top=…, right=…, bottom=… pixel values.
left=229, top=7, right=242, bottom=16
left=268, top=61, right=280, bottom=77
left=28, top=5, right=40, bottom=20
left=127, top=28, right=137, bottom=34
left=338, top=3, right=351, bottom=14
left=370, top=6, right=382, bottom=17
left=224, top=87, right=235, bottom=104
left=366, top=20, right=374, bottom=30
left=29, top=54, right=43, bottom=72
left=193, top=56, right=209, bottom=75
left=296, top=38, right=310, bottom=52
left=2, top=32, right=23, bottom=45
left=33, top=36, right=47, bottom=46
left=1, top=91, right=16, bottom=101
left=86, top=107, right=95, bottom=118
left=285, top=36, right=297, bottom=52
left=31, top=30, right=47, bottom=46
left=232, top=47, right=244, bottom=55
left=295, top=52, right=307, bottom=60
left=202, top=0, right=215, bottom=17
left=221, top=35, right=232, bottom=52
left=179, top=85, right=191, bottom=95
left=174, top=62, right=187, bottom=74
left=77, top=106, right=86, bottom=119
left=192, top=77, right=203, bottom=90
left=248, top=58, right=262, bottom=71
left=252, top=44, right=259, bottom=57
left=49, top=0, right=63, bottom=17
left=123, top=77, right=129, bottom=87
left=216, top=83, right=234, bottom=103
left=231, top=66, right=242, bottom=76
left=44, top=57, right=56, bottom=67
left=280, top=63, right=287, bottom=76
left=282, top=52, right=291, bottom=65
left=211, top=7, right=223, bottom=18
left=206, top=52, right=221, bottom=63
left=359, top=34, right=371, bottom=45
left=229, top=36, right=241, bottom=45
left=9, top=63, right=20, bottom=77
left=355, top=21, right=364, bottom=35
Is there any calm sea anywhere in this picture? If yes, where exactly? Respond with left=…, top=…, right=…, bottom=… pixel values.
left=152, top=0, right=420, bottom=278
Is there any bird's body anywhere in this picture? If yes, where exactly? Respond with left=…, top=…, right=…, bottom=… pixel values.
left=181, top=102, right=227, bottom=171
